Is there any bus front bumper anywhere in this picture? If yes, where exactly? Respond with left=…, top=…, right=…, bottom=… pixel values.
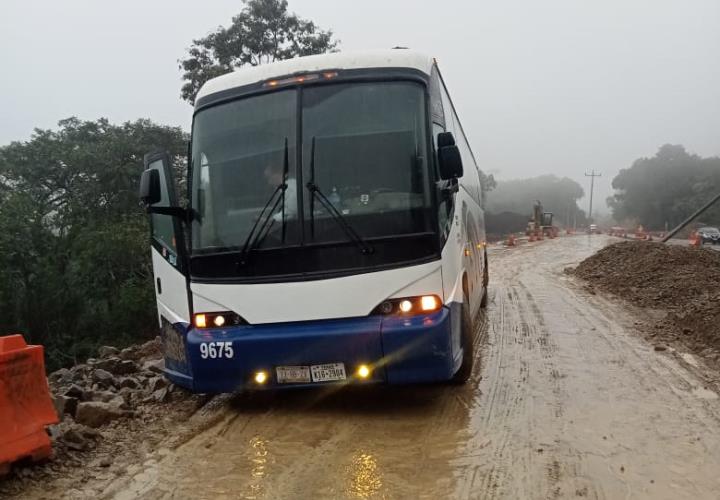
left=162, top=307, right=459, bottom=394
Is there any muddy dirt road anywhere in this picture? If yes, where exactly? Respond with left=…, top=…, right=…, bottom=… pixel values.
left=58, top=236, right=720, bottom=499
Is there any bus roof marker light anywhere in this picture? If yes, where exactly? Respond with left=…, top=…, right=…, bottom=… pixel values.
left=263, top=73, right=321, bottom=88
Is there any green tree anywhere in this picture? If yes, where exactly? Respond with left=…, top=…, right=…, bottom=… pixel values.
left=0, top=118, right=187, bottom=370
left=608, top=145, right=720, bottom=229
left=179, top=0, right=339, bottom=104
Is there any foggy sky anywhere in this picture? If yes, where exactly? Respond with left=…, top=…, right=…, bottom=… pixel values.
left=1, top=0, right=719, bottom=212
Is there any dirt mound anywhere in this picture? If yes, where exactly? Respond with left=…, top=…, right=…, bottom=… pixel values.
left=573, top=241, right=720, bottom=367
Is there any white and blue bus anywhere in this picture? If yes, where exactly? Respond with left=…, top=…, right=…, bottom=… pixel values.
left=139, top=50, right=488, bottom=393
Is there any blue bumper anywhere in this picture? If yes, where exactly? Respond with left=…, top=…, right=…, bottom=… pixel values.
left=160, top=307, right=459, bottom=394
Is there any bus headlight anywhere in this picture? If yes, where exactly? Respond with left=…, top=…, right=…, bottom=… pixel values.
left=371, top=295, right=443, bottom=316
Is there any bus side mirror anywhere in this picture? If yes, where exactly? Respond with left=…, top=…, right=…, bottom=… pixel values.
left=139, top=169, right=161, bottom=206
left=438, top=132, right=464, bottom=180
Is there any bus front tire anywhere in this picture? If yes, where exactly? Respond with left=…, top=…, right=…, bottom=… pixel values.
left=451, top=294, right=474, bottom=384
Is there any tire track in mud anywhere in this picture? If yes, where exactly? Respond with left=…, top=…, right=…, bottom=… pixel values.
left=454, top=249, right=576, bottom=500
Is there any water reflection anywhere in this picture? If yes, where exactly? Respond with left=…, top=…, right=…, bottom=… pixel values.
left=347, top=451, right=383, bottom=498
left=247, top=435, right=269, bottom=498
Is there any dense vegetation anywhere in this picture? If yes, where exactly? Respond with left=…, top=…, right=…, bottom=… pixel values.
left=0, top=119, right=186, bottom=370
left=485, top=175, right=587, bottom=230
left=608, top=145, right=720, bottom=229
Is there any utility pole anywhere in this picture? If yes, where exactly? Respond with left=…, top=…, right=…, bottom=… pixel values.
left=585, top=170, right=602, bottom=223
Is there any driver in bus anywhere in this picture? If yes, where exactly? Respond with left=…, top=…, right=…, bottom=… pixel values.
left=263, top=163, right=297, bottom=222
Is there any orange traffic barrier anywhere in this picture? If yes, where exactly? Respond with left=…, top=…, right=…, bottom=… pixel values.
left=689, top=231, right=701, bottom=247
left=0, top=335, right=58, bottom=475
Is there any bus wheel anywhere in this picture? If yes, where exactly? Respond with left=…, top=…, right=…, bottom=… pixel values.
left=452, top=293, right=474, bottom=384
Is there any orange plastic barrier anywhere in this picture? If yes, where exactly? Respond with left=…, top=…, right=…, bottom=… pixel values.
left=0, top=335, right=58, bottom=475
left=689, top=231, right=701, bottom=247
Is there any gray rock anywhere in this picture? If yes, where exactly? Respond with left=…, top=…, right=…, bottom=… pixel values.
left=64, top=384, right=85, bottom=399
left=62, top=428, right=90, bottom=451
left=152, top=387, right=170, bottom=403
left=75, top=401, right=129, bottom=428
left=97, top=346, right=120, bottom=358
left=147, top=376, right=169, bottom=393
left=142, top=359, right=165, bottom=374
left=71, top=367, right=88, bottom=383
left=53, top=395, right=79, bottom=418
left=119, top=347, right=138, bottom=361
left=84, top=390, right=117, bottom=403
left=91, top=369, right=115, bottom=388
left=49, top=368, right=72, bottom=384
left=118, top=377, right=141, bottom=390
left=118, top=387, right=136, bottom=403
left=117, top=360, right=140, bottom=375
left=95, top=357, right=139, bottom=376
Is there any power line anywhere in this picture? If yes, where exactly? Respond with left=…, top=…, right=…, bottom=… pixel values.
left=585, top=170, right=602, bottom=222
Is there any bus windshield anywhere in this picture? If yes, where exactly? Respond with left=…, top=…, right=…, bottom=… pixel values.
left=190, top=80, right=436, bottom=279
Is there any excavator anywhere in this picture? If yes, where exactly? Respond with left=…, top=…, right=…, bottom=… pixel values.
left=526, top=200, right=559, bottom=239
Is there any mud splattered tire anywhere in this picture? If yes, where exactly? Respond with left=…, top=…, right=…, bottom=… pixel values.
left=451, top=293, right=474, bottom=384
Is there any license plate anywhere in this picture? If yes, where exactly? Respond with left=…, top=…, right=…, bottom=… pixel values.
left=276, top=365, right=311, bottom=384
left=311, top=363, right=346, bottom=382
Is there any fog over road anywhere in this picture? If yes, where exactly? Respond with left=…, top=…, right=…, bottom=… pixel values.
left=87, top=236, right=720, bottom=499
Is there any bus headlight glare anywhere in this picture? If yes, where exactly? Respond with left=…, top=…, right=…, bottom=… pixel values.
left=357, top=365, right=371, bottom=379
left=399, top=300, right=413, bottom=313
left=194, top=314, right=207, bottom=328
left=213, top=315, right=225, bottom=327
left=254, top=371, right=268, bottom=384
left=421, top=295, right=439, bottom=311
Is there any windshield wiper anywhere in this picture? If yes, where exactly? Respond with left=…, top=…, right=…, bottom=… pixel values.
left=306, top=137, right=373, bottom=255
left=306, top=182, right=373, bottom=254
left=238, top=138, right=289, bottom=266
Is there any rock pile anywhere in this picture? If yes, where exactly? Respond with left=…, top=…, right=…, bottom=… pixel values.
left=47, top=338, right=176, bottom=451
